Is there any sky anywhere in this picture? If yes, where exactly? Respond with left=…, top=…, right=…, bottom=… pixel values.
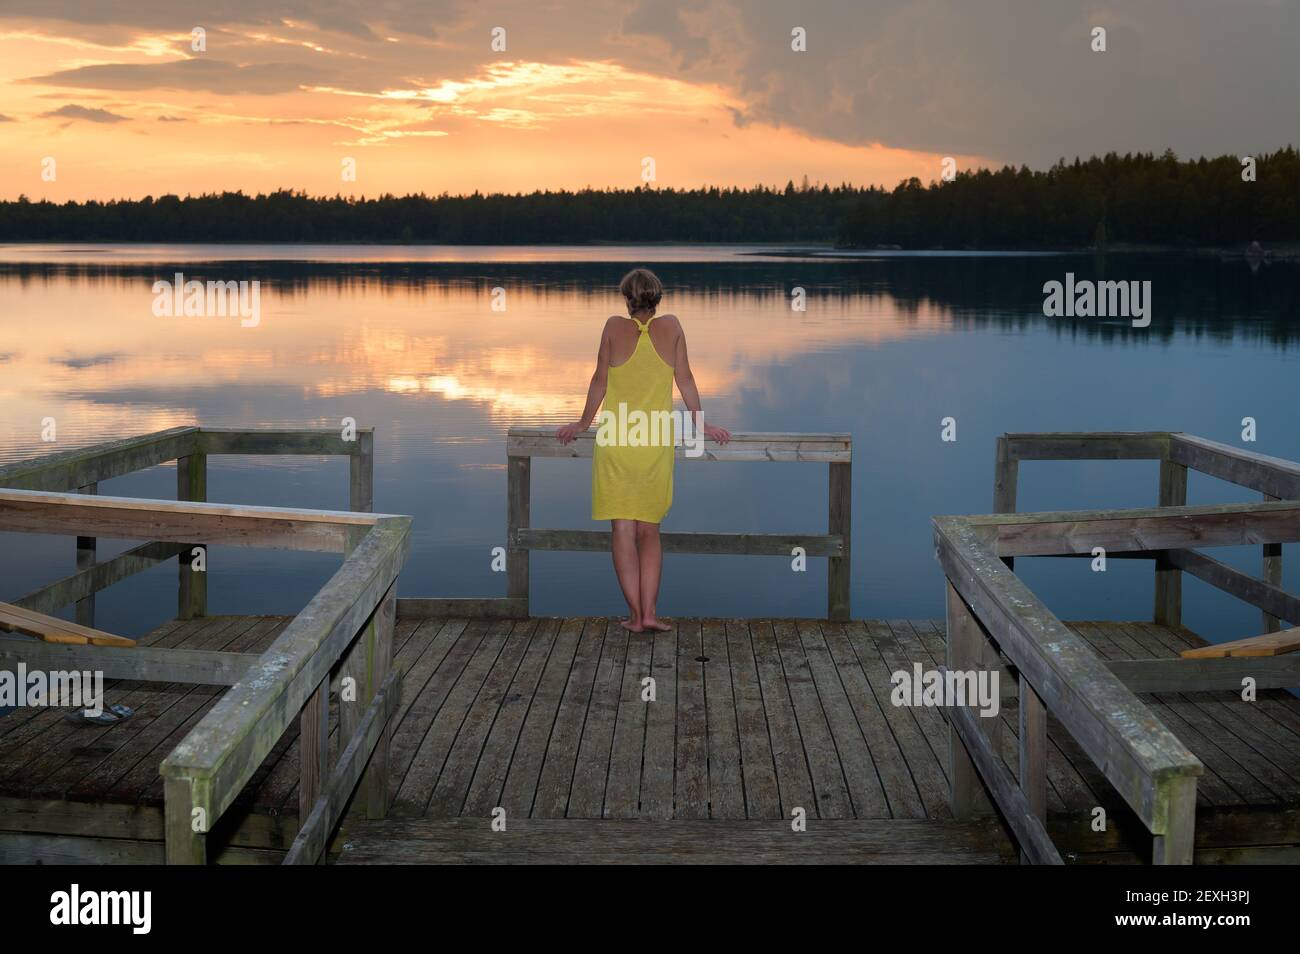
left=0, top=0, right=1296, bottom=200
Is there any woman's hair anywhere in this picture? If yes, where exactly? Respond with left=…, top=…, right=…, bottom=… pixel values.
left=618, top=268, right=663, bottom=315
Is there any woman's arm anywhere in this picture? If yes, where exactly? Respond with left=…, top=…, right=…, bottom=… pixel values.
left=671, top=319, right=731, bottom=444
left=556, top=319, right=613, bottom=443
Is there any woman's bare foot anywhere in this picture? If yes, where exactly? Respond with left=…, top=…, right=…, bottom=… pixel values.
left=620, top=616, right=644, bottom=633
left=640, top=617, right=672, bottom=632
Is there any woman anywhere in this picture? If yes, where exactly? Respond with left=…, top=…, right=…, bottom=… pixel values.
left=556, top=268, right=730, bottom=632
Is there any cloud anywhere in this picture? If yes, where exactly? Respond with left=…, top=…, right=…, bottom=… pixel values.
left=42, top=103, right=129, bottom=123
left=157, top=115, right=186, bottom=122
left=620, top=0, right=1300, bottom=167
left=5, top=0, right=1298, bottom=170
left=0, top=114, right=14, bottom=122
left=25, top=58, right=334, bottom=95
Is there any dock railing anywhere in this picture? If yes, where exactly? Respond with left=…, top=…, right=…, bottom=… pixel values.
left=938, top=431, right=1300, bottom=864
left=0, top=424, right=374, bottom=624
left=0, top=427, right=405, bottom=865
left=994, top=431, right=1298, bottom=632
left=496, top=427, right=853, bottom=620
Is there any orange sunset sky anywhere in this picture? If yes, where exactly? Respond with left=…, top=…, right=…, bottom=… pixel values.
left=0, top=1, right=1295, bottom=201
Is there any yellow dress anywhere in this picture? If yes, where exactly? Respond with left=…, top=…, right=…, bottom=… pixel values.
left=592, top=315, right=675, bottom=523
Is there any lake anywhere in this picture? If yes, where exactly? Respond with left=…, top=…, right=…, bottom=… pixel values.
left=0, top=244, right=1296, bottom=645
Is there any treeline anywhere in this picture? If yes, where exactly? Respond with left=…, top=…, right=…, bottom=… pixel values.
left=0, top=183, right=865, bottom=244
left=2, top=149, right=1296, bottom=247
left=839, top=148, right=1300, bottom=249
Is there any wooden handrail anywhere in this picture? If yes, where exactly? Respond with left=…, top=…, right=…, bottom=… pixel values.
left=0, top=425, right=398, bottom=864
left=995, top=430, right=1295, bottom=633
left=504, top=426, right=853, bottom=620
left=934, top=512, right=1204, bottom=865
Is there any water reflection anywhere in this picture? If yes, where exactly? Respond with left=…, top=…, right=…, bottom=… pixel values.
left=0, top=250, right=1296, bottom=640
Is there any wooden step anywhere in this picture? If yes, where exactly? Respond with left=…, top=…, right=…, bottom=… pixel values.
left=334, top=817, right=1016, bottom=865
left=1181, top=625, right=1300, bottom=658
left=0, top=600, right=135, bottom=647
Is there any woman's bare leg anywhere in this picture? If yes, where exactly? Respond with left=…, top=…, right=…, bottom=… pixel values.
left=610, top=520, right=642, bottom=631
left=634, top=521, right=671, bottom=631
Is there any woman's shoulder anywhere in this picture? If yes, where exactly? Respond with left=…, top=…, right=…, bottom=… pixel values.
left=655, top=313, right=682, bottom=329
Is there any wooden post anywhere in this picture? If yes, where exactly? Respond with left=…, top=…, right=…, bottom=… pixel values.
left=164, top=776, right=207, bottom=864
left=365, top=584, right=396, bottom=819
left=946, top=581, right=996, bottom=816
left=1151, top=775, right=1197, bottom=865
left=299, top=676, right=330, bottom=829
left=177, top=452, right=208, bottom=620
left=1263, top=492, right=1282, bottom=634
left=506, top=454, right=531, bottom=613
left=827, top=460, right=851, bottom=621
left=75, top=482, right=97, bottom=627
left=993, top=436, right=1018, bottom=570
left=350, top=429, right=374, bottom=513
left=1018, top=676, right=1047, bottom=863
left=1153, top=459, right=1187, bottom=627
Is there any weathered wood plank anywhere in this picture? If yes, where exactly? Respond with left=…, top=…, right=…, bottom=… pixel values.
left=797, top=620, right=888, bottom=817
left=397, top=597, right=527, bottom=619
left=0, top=427, right=199, bottom=492
left=161, top=518, right=409, bottom=826
left=1165, top=548, right=1300, bottom=628
left=673, top=620, right=709, bottom=818
left=1181, top=626, right=1300, bottom=659
left=0, top=601, right=134, bottom=646
left=911, top=619, right=1084, bottom=813
left=828, top=461, right=851, bottom=620
left=1168, top=433, right=1300, bottom=500
left=177, top=451, right=208, bottom=620
left=820, top=621, right=926, bottom=818
left=0, top=639, right=256, bottom=686
left=976, top=500, right=1300, bottom=557
left=1001, top=432, right=1169, bottom=462
left=384, top=618, right=483, bottom=806
left=284, top=670, right=399, bottom=865
left=426, top=619, right=538, bottom=817
left=531, top=620, right=606, bottom=817
left=513, top=528, right=844, bottom=557
left=336, top=817, right=1013, bottom=865
left=638, top=623, right=679, bottom=820
left=701, top=619, right=745, bottom=819
left=495, top=618, right=585, bottom=818
left=195, top=427, right=373, bottom=458
left=98, top=619, right=285, bottom=807
left=603, top=623, right=655, bottom=818
left=507, top=428, right=852, bottom=463
left=0, top=488, right=383, bottom=552
left=13, top=541, right=187, bottom=616
left=462, top=618, right=563, bottom=817
left=0, top=616, right=255, bottom=793
left=506, top=455, right=530, bottom=606
left=568, top=620, right=629, bottom=818
left=945, top=686, right=1063, bottom=864
left=1154, top=459, right=1187, bottom=626
left=933, top=516, right=1203, bottom=833
left=396, top=618, right=514, bottom=815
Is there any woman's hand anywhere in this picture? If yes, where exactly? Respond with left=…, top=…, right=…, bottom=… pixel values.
left=703, top=423, right=732, bottom=445
left=556, top=421, right=588, bottom=444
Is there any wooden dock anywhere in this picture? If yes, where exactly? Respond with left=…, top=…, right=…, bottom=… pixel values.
left=5, top=425, right=1300, bottom=865
left=5, top=613, right=1300, bottom=864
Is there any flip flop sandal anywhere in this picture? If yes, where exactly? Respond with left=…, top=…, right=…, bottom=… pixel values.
left=64, top=703, right=134, bottom=726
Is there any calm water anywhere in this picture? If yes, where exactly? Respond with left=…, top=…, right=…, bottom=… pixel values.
left=0, top=244, right=1297, bottom=645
